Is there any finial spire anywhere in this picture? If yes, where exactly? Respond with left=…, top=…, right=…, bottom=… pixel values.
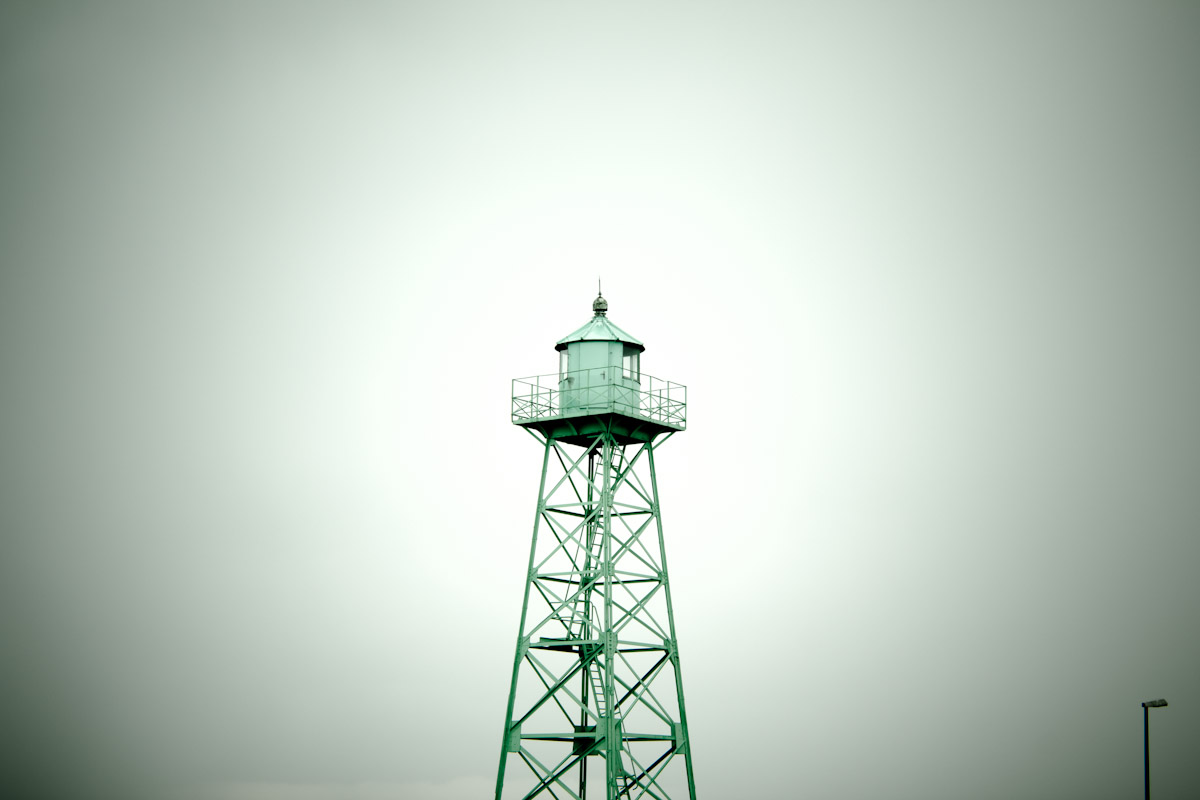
left=592, top=280, right=608, bottom=316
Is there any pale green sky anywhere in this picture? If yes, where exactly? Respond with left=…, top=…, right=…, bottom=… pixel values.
left=1, top=2, right=1198, bottom=799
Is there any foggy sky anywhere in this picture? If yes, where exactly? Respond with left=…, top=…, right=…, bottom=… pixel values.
left=1, top=2, right=1198, bottom=799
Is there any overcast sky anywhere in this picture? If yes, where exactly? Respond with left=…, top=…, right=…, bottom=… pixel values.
left=1, top=3, right=1198, bottom=799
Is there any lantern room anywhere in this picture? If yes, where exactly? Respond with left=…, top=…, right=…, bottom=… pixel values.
left=555, top=291, right=645, bottom=399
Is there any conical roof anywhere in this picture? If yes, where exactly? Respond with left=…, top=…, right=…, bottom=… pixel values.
left=554, top=293, right=645, bottom=352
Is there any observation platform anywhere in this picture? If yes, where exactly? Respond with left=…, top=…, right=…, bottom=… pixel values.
left=512, top=366, right=686, bottom=448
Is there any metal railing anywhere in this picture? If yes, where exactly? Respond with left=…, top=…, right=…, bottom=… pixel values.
left=512, top=367, right=687, bottom=429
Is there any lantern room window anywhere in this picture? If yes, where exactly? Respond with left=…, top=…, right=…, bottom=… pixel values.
left=622, top=349, right=640, bottom=382
left=560, top=350, right=570, bottom=380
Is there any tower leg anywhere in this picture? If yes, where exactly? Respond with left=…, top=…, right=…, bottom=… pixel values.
left=648, top=445, right=697, bottom=799
left=495, top=437, right=552, bottom=800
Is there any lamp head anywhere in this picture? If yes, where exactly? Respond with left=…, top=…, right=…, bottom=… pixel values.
left=1142, top=699, right=1168, bottom=708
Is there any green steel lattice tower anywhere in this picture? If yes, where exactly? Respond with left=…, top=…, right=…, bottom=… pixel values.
left=496, top=293, right=697, bottom=800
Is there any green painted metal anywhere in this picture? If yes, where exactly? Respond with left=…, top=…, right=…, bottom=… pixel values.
left=512, top=367, right=686, bottom=443
left=497, top=295, right=696, bottom=800
left=556, top=315, right=645, bottom=350
left=555, top=293, right=645, bottom=351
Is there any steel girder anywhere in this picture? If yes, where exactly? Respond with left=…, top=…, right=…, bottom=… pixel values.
left=495, top=427, right=696, bottom=800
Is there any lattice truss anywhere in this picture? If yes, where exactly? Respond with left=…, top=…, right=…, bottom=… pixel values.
left=496, top=430, right=696, bottom=800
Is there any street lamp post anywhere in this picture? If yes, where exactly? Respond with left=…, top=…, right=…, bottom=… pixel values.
left=1142, top=699, right=1168, bottom=800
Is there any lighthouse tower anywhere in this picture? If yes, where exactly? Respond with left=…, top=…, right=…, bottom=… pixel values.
left=497, top=291, right=697, bottom=799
